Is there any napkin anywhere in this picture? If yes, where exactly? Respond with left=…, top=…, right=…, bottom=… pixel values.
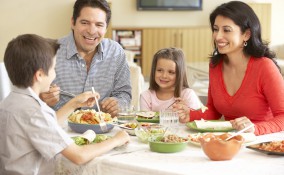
left=194, top=120, right=232, bottom=129
left=81, top=130, right=97, bottom=143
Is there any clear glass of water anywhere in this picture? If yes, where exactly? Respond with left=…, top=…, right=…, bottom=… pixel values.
left=159, top=109, right=179, bottom=128
left=117, top=105, right=136, bottom=124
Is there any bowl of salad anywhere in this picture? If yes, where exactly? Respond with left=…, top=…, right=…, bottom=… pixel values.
left=134, top=124, right=166, bottom=143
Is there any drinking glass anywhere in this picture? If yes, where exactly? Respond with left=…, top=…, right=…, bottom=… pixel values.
left=159, top=109, right=179, bottom=128
left=117, top=105, right=136, bottom=124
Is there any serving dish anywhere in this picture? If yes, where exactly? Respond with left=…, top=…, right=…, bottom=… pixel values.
left=136, top=111, right=159, bottom=123
left=118, top=123, right=137, bottom=135
left=135, top=124, right=166, bottom=143
left=149, top=135, right=189, bottom=153
left=68, top=121, right=114, bottom=134
left=188, top=132, right=256, bottom=146
left=246, top=140, right=284, bottom=155
left=186, top=120, right=234, bottom=132
left=118, top=122, right=155, bottom=136
left=68, top=109, right=116, bottom=134
left=199, top=133, right=244, bottom=161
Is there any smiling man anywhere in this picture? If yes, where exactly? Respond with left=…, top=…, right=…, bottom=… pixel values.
left=40, top=0, right=131, bottom=117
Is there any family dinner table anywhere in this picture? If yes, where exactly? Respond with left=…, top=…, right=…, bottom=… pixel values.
left=55, top=124, right=284, bottom=175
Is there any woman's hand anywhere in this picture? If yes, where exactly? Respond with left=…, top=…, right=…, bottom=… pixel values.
left=230, top=116, right=255, bottom=133
left=172, top=98, right=190, bottom=123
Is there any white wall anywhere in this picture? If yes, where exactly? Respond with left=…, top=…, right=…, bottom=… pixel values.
left=0, top=0, right=74, bottom=62
left=111, top=0, right=284, bottom=46
left=1, top=0, right=283, bottom=62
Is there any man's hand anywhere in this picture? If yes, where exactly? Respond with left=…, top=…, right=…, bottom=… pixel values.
left=100, top=97, right=119, bottom=117
left=39, top=85, right=60, bottom=107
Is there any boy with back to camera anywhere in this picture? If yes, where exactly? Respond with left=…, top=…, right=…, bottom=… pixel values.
left=0, top=34, right=129, bottom=175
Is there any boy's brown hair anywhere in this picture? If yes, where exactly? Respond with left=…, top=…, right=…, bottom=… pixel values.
left=4, top=34, right=59, bottom=88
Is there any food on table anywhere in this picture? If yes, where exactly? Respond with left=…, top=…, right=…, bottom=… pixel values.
left=123, top=123, right=138, bottom=129
left=94, top=134, right=110, bottom=143
left=194, top=119, right=233, bottom=129
left=149, top=134, right=189, bottom=153
left=72, top=134, right=111, bottom=146
left=135, top=124, right=166, bottom=143
left=80, top=130, right=96, bottom=143
left=72, top=136, right=89, bottom=145
left=119, top=122, right=155, bottom=136
left=121, top=122, right=153, bottom=129
left=68, top=109, right=114, bottom=124
left=136, top=111, right=156, bottom=118
left=188, top=132, right=256, bottom=146
left=251, top=140, right=284, bottom=153
left=160, top=134, right=188, bottom=143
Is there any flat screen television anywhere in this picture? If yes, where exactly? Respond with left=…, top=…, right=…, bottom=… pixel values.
left=137, top=0, right=202, bottom=11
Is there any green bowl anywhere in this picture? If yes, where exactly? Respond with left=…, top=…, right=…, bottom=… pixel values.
left=149, top=136, right=189, bottom=153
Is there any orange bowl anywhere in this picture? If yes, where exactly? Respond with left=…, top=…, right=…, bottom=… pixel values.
left=199, top=133, right=244, bottom=161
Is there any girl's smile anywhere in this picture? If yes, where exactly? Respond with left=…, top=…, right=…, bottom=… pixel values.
left=155, top=58, right=176, bottom=91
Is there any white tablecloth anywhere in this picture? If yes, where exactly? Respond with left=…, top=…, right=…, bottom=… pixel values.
left=56, top=125, right=284, bottom=175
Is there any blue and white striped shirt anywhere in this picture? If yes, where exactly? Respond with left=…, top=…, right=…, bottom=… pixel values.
left=53, top=32, right=131, bottom=111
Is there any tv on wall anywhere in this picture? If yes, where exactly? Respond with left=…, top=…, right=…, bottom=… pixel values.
left=137, top=0, right=202, bottom=11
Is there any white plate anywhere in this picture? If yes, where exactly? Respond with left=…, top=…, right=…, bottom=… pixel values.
left=118, top=123, right=137, bottom=136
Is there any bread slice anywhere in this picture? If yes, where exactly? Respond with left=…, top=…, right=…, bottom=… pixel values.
left=136, top=111, right=156, bottom=118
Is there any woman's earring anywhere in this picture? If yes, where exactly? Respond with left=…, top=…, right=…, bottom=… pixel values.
left=244, top=41, right=248, bottom=47
left=213, top=48, right=219, bottom=56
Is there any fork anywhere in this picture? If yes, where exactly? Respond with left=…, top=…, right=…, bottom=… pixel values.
left=49, top=86, right=76, bottom=97
left=59, top=89, right=76, bottom=97
left=92, top=87, right=108, bottom=132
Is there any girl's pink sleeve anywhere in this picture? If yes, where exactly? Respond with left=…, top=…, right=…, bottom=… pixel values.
left=139, top=90, right=152, bottom=111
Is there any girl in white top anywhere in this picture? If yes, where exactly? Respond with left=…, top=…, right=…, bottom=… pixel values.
left=140, top=47, right=200, bottom=112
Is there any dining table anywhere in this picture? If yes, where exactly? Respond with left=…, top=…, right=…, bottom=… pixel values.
left=55, top=123, right=284, bottom=175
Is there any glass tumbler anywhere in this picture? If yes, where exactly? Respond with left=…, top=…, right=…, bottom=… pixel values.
left=159, top=109, right=179, bottom=128
left=117, top=105, right=136, bottom=124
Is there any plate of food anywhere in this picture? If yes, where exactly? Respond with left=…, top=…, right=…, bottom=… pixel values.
left=118, top=122, right=155, bottom=136
left=136, top=111, right=159, bottom=123
left=68, top=109, right=116, bottom=134
left=188, top=132, right=257, bottom=147
left=246, top=140, right=284, bottom=155
left=186, top=120, right=234, bottom=132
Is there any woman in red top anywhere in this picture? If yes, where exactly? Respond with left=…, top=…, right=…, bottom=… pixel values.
left=174, top=1, right=284, bottom=135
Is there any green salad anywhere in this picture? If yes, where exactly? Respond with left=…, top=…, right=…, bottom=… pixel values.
left=71, top=134, right=111, bottom=146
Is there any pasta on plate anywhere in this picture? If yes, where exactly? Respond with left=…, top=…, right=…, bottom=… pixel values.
left=68, top=109, right=114, bottom=124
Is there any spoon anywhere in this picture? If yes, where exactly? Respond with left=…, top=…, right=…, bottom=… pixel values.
left=225, top=124, right=254, bottom=141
